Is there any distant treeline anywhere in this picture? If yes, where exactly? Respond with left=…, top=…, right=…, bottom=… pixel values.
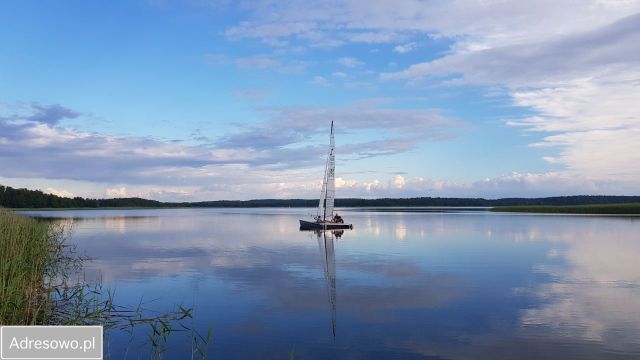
left=187, top=196, right=640, bottom=207
left=1, top=184, right=640, bottom=209
left=0, top=185, right=164, bottom=208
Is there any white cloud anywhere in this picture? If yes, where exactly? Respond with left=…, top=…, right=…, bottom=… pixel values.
left=348, top=31, right=404, bottom=43
left=105, top=187, right=129, bottom=198
left=507, top=74, right=640, bottom=182
left=392, top=175, right=405, bottom=188
left=234, top=54, right=281, bottom=69
left=43, top=187, right=74, bottom=198
left=223, top=0, right=640, bottom=50
left=313, top=171, right=640, bottom=199
left=226, top=20, right=316, bottom=40
left=381, top=13, right=640, bottom=86
left=310, top=75, right=330, bottom=86
left=393, top=42, right=417, bottom=54
left=336, top=56, right=364, bottom=68
left=378, top=6, right=640, bottom=188
left=335, top=176, right=357, bottom=188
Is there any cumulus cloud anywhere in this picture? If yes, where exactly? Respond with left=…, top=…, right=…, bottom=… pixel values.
left=105, top=187, right=129, bottom=198
left=325, top=171, right=640, bottom=199
left=391, top=175, right=406, bottom=188
left=43, top=187, right=74, bottom=198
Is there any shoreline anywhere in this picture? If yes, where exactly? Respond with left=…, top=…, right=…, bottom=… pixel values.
left=10, top=204, right=640, bottom=215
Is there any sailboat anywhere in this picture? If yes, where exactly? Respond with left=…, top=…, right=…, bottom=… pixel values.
left=299, top=121, right=353, bottom=230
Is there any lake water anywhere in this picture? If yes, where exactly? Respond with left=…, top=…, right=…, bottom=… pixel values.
left=24, top=208, right=640, bottom=359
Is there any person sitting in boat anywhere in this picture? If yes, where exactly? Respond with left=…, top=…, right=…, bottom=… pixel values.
left=333, top=213, right=343, bottom=223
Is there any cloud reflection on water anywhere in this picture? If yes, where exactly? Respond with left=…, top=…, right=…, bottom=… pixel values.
left=516, top=217, right=640, bottom=354
left=25, top=209, right=640, bottom=359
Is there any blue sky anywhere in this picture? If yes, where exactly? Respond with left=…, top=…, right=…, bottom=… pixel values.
left=1, top=0, right=639, bottom=200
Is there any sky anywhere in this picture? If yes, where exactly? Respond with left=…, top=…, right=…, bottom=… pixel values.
left=1, top=0, right=639, bottom=201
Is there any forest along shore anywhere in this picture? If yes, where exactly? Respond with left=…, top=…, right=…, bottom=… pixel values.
left=2, top=184, right=640, bottom=210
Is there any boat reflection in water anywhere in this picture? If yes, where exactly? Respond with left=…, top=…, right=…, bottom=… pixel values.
left=303, top=229, right=343, bottom=337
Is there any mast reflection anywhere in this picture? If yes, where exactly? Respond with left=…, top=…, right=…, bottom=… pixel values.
left=313, top=230, right=339, bottom=337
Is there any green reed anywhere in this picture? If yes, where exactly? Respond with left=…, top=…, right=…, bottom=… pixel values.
left=491, top=203, right=640, bottom=214
left=0, top=208, right=64, bottom=324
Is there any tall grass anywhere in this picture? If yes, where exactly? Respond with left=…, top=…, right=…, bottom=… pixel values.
left=491, top=203, right=640, bottom=214
left=0, top=208, right=64, bottom=324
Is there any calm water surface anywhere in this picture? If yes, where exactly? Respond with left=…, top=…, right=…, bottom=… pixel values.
left=24, top=208, right=640, bottom=359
